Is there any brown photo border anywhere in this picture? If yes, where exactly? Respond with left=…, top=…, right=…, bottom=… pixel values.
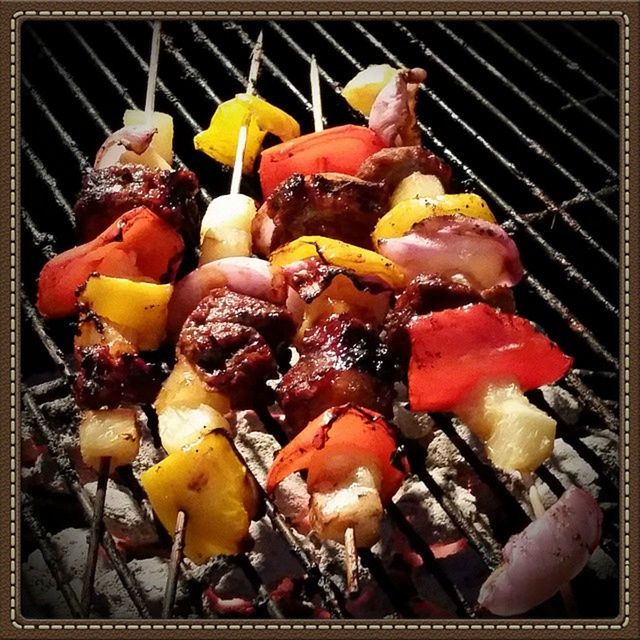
left=1, top=1, right=637, bottom=638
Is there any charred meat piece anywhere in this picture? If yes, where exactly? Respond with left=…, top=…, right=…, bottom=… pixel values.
left=178, top=288, right=295, bottom=352
left=177, top=289, right=295, bottom=408
left=178, top=321, right=277, bottom=409
left=383, top=274, right=515, bottom=370
left=277, top=314, right=395, bottom=432
left=74, top=163, right=200, bottom=242
left=254, top=173, right=387, bottom=253
left=357, top=146, right=453, bottom=194
left=74, top=345, right=162, bottom=409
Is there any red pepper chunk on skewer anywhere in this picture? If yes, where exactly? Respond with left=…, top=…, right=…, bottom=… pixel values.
left=408, top=304, right=573, bottom=472
left=259, top=125, right=385, bottom=198
left=37, top=206, right=184, bottom=319
left=267, top=405, right=407, bottom=547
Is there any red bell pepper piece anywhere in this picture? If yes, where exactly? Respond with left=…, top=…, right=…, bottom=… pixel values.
left=408, top=303, right=573, bottom=412
left=266, top=404, right=407, bottom=503
left=259, top=125, right=385, bottom=198
left=37, top=206, right=184, bottom=319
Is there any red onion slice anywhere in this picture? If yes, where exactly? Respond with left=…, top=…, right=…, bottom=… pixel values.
left=94, top=125, right=157, bottom=169
left=378, top=215, right=524, bottom=290
left=478, top=486, right=602, bottom=616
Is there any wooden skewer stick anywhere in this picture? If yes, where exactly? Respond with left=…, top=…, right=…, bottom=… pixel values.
left=144, top=20, right=162, bottom=124
left=80, top=455, right=111, bottom=616
left=310, top=55, right=324, bottom=133
left=160, top=34, right=265, bottom=618
left=344, top=526, right=361, bottom=597
left=162, top=509, right=188, bottom=618
left=309, top=53, right=360, bottom=595
left=230, top=30, right=264, bottom=195
left=521, top=472, right=578, bottom=616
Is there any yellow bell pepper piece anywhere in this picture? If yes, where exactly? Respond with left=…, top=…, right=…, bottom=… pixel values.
left=194, top=94, right=300, bottom=174
left=78, top=275, right=172, bottom=351
left=341, top=64, right=398, bottom=116
left=372, top=194, right=497, bottom=248
left=270, top=235, right=405, bottom=290
left=140, top=432, right=253, bottom=562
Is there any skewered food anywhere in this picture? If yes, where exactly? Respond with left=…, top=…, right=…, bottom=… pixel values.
left=167, top=257, right=287, bottom=338
left=79, top=409, right=141, bottom=473
left=141, top=432, right=260, bottom=562
left=389, top=172, right=445, bottom=207
left=357, top=145, right=453, bottom=193
left=78, top=275, right=173, bottom=351
left=258, top=125, right=385, bottom=198
left=277, top=314, right=396, bottom=432
left=341, top=64, right=399, bottom=116
left=194, top=94, right=300, bottom=174
left=377, top=214, right=524, bottom=291
left=267, top=405, right=407, bottom=547
left=123, top=109, right=174, bottom=164
left=254, top=173, right=388, bottom=253
left=478, top=486, right=602, bottom=615
left=408, top=303, right=573, bottom=471
left=37, top=206, right=184, bottom=319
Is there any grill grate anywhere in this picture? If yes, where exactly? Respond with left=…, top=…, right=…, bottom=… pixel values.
left=20, top=18, right=620, bottom=620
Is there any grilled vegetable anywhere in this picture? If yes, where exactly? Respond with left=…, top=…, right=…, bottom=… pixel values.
left=389, top=172, right=445, bottom=208
left=79, top=409, right=140, bottom=473
left=94, top=125, right=160, bottom=170
left=478, top=487, right=602, bottom=615
left=141, top=432, right=258, bottom=562
left=341, top=64, right=399, bottom=116
left=408, top=304, right=573, bottom=471
left=271, top=235, right=405, bottom=291
left=158, top=404, right=230, bottom=455
left=199, top=194, right=258, bottom=263
left=78, top=275, right=173, bottom=352
left=194, top=94, right=300, bottom=174
left=377, top=214, right=523, bottom=291
left=259, top=125, right=385, bottom=198
left=266, top=405, right=407, bottom=546
left=373, top=194, right=497, bottom=248
left=123, top=109, right=174, bottom=165
left=37, top=206, right=184, bottom=319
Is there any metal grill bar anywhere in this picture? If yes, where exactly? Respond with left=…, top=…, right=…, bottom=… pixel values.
left=561, top=23, right=617, bottom=66
left=22, top=493, right=84, bottom=618
left=478, top=23, right=618, bottom=138
left=518, top=23, right=617, bottom=100
left=22, top=391, right=153, bottom=618
left=432, top=21, right=617, bottom=178
left=396, top=22, right=618, bottom=239
left=269, top=22, right=618, bottom=366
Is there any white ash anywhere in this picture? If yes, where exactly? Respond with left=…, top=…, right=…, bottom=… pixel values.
left=582, top=429, right=619, bottom=471
left=94, top=557, right=187, bottom=618
left=21, top=452, right=68, bottom=493
left=232, top=410, right=280, bottom=486
left=22, top=527, right=97, bottom=617
left=541, top=384, right=582, bottom=425
left=393, top=403, right=434, bottom=440
left=130, top=417, right=164, bottom=481
left=587, top=546, right=618, bottom=581
left=84, top=479, right=158, bottom=547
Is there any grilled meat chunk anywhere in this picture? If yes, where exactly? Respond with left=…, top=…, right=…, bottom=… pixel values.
left=74, top=345, right=161, bottom=409
left=253, top=173, right=387, bottom=253
left=277, top=314, right=395, bottom=432
left=384, top=274, right=515, bottom=369
left=177, top=289, right=295, bottom=408
left=74, top=163, right=199, bottom=241
left=357, top=146, right=453, bottom=194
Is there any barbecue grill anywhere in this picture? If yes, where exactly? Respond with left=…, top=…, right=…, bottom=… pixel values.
left=19, top=17, right=621, bottom=622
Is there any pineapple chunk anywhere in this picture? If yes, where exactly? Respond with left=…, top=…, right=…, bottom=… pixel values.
left=389, top=172, right=445, bottom=208
left=154, top=358, right=230, bottom=415
left=341, top=64, right=398, bottom=116
left=123, top=109, right=174, bottom=165
left=79, top=409, right=140, bottom=473
left=456, top=382, right=556, bottom=472
left=158, top=404, right=230, bottom=455
left=199, top=193, right=257, bottom=264
left=78, top=275, right=172, bottom=351
left=75, top=313, right=137, bottom=356
left=310, top=465, right=383, bottom=548
left=140, top=432, right=255, bottom=562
